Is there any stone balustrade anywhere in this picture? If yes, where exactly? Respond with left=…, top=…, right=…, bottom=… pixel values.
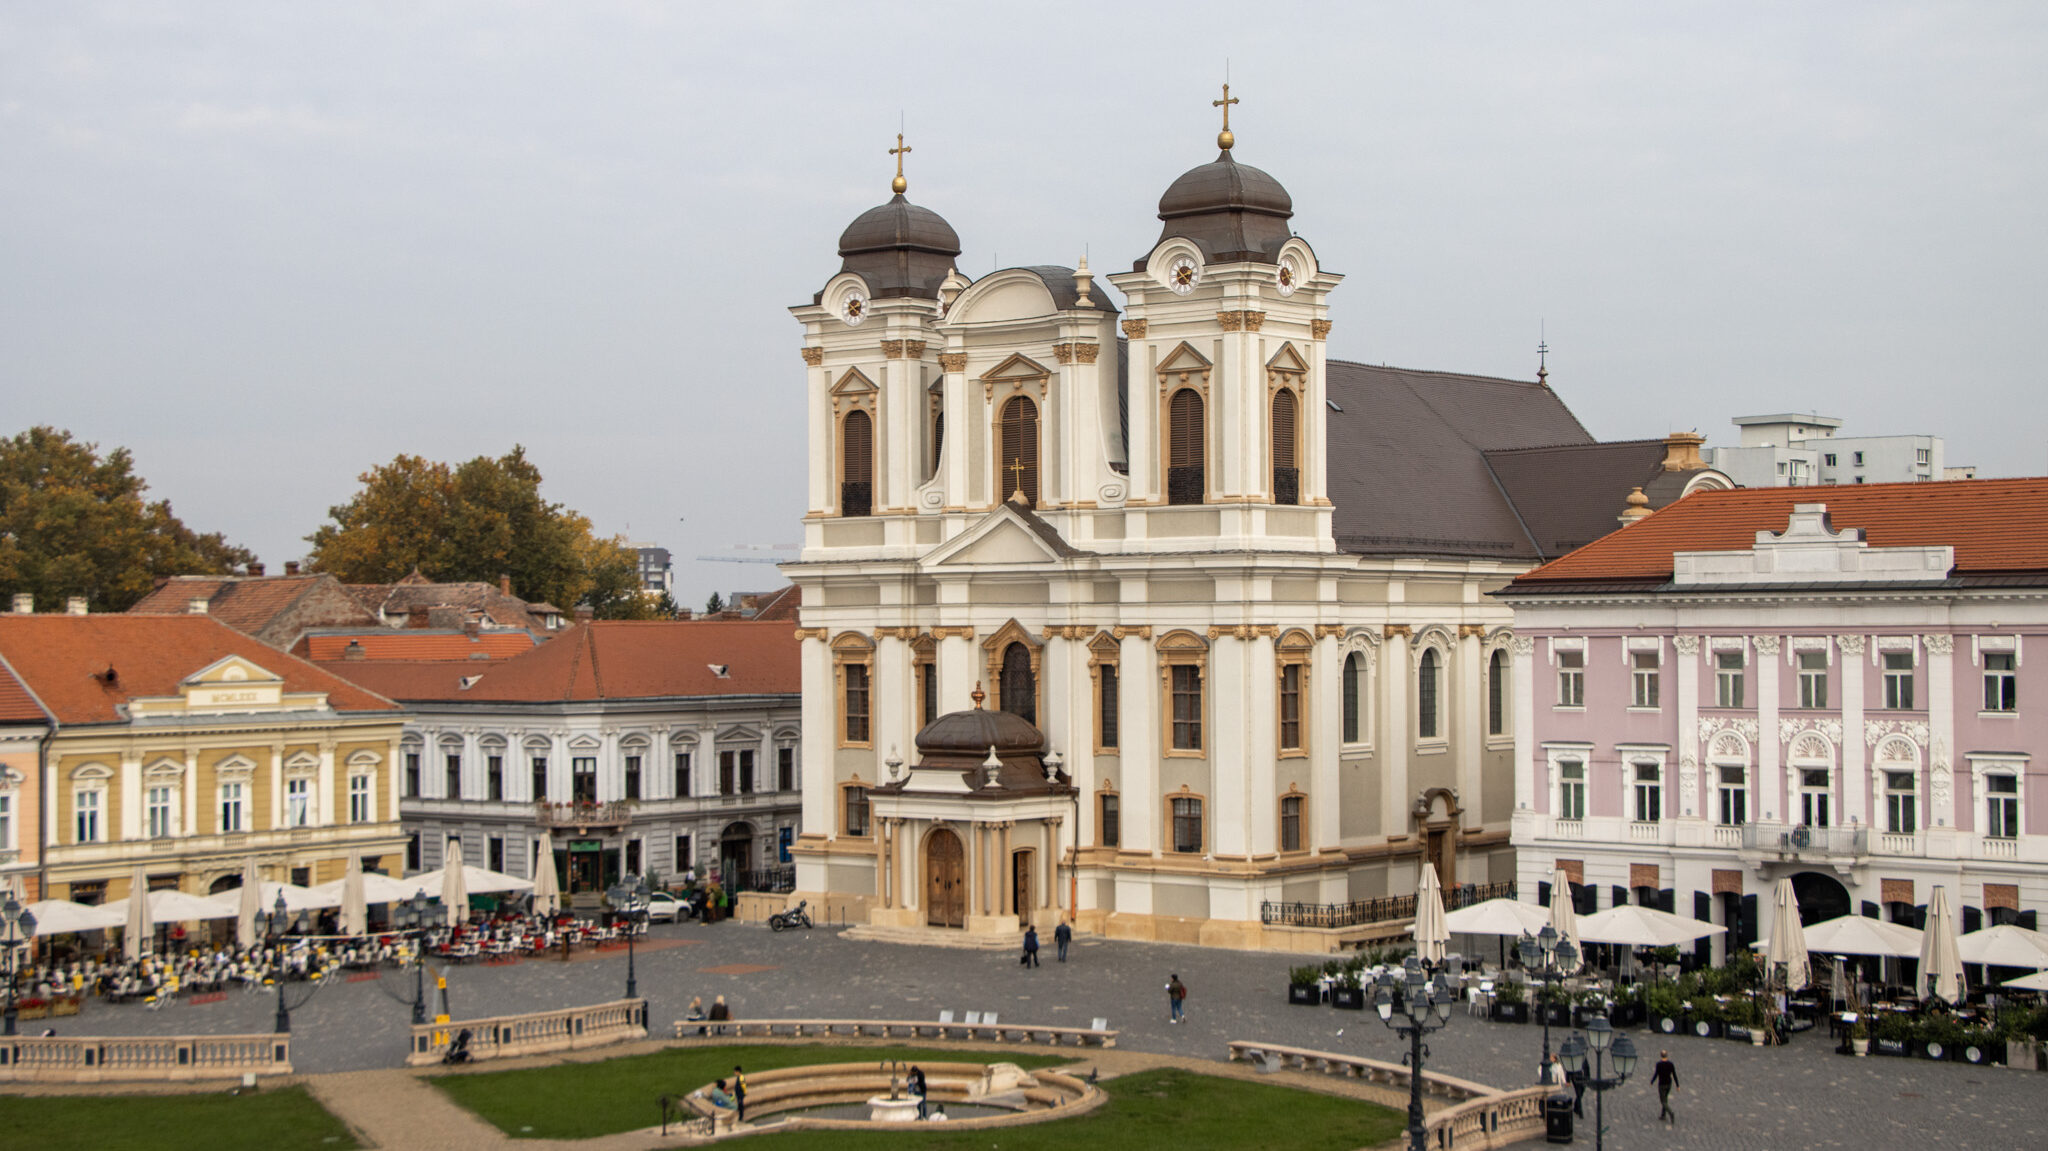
left=674, top=1016, right=1118, bottom=1047
left=407, top=998, right=648, bottom=1066
left=0, top=1034, right=292, bottom=1083
left=1225, top=1040, right=1497, bottom=1100
left=1422, top=1085, right=1552, bottom=1149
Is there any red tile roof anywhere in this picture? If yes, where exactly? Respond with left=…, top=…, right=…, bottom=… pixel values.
left=0, top=656, right=49, bottom=725
left=300, top=632, right=538, bottom=662
left=316, top=621, right=799, bottom=703
left=130, top=575, right=329, bottom=632
left=1513, top=478, right=2048, bottom=586
left=0, top=615, right=400, bottom=724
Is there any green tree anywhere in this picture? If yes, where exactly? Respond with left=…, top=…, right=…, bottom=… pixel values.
left=704, top=591, right=725, bottom=615
left=0, top=426, right=254, bottom=612
left=307, top=447, right=641, bottom=615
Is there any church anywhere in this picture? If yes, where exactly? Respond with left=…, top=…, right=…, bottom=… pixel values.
left=781, top=94, right=1727, bottom=950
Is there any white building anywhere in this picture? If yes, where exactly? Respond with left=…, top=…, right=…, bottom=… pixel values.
left=1707, top=412, right=1948, bottom=488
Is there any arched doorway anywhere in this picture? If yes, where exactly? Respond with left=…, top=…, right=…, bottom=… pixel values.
left=1011, top=848, right=1035, bottom=928
left=720, top=821, right=755, bottom=887
left=926, top=828, right=965, bottom=929
left=208, top=874, right=242, bottom=895
left=1790, top=871, right=1851, bottom=925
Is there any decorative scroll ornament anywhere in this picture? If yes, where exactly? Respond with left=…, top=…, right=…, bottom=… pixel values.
left=1922, top=634, right=1954, bottom=655
left=1752, top=635, right=1781, bottom=656
left=1671, top=635, right=1701, bottom=656
left=1510, top=636, right=1536, bottom=657
left=1834, top=634, right=1865, bottom=656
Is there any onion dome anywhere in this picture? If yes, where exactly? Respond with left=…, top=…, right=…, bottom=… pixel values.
left=1152, top=150, right=1295, bottom=264
left=837, top=194, right=962, bottom=300
left=914, top=703, right=1048, bottom=763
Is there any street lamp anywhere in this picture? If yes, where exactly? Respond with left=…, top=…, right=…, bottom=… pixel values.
left=392, top=889, right=445, bottom=1026
left=1556, top=1016, right=1639, bottom=1151
left=1516, top=924, right=1579, bottom=1080
left=607, top=876, right=651, bottom=1003
left=1374, top=956, right=1458, bottom=1151
left=259, top=891, right=302, bottom=1034
left=2, top=895, right=37, bottom=1037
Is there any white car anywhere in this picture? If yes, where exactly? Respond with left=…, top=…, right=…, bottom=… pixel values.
left=644, top=891, right=685, bottom=923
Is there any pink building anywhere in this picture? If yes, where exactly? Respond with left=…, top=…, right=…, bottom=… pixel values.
left=1500, top=480, right=2047, bottom=957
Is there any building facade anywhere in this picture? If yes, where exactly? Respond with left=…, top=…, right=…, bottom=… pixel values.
left=0, top=657, right=48, bottom=900
left=315, top=621, right=801, bottom=894
left=1707, top=412, right=1949, bottom=489
left=1501, top=481, right=2048, bottom=959
left=0, top=610, right=408, bottom=906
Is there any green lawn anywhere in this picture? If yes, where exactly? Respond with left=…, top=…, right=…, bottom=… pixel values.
left=430, top=1044, right=1072, bottom=1140
left=0, top=1086, right=358, bottom=1151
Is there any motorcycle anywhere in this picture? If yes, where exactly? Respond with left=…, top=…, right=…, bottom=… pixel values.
left=768, top=900, right=813, bottom=932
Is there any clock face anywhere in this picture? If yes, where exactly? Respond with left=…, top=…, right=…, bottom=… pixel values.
left=1277, top=257, right=1300, bottom=296
left=841, top=291, right=867, bottom=325
left=1169, top=257, right=1199, bottom=294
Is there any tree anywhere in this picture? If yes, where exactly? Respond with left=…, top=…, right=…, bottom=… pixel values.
left=705, top=591, right=725, bottom=615
left=0, top=426, right=254, bottom=612
left=308, top=447, right=644, bottom=616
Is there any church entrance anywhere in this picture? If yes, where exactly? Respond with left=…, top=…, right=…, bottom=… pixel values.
left=926, top=829, right=965, bottom=928
left=720, top=822, right=755, bottom=886
left=1012, top=849, right=1034, bottom=928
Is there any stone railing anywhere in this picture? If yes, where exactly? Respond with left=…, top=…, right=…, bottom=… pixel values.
left=535, top=800, right=633, bottom=831
left=407, top=998, right=647, bottom=1066
left=1224, top=1040, right=1497, bottom=1101
left=1423, top=1085, right=1552, bottom=1149
left=0, top=1034, right=292, bottom=1083
left=675, top=1016, right=1118, bottom=1047
left=1261, top=881, right=1516, bottom=931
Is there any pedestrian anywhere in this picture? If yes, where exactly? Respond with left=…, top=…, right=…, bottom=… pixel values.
left=1539, top=1053, right=1564, bottom=1087
left=1022, top=925, right=1040, bottom=968
left=1054, top=919, right=1073, bottom=963
left=732, top=1065, right=747, bottom=1122
left=686, top=996, right=706, bottom=1036
left=1167, top=974, right=1188, bottom=1023
left=709, top=994, right=731, bottom=1036
left=1650, top=1050, right=1679, bottom=1123
left=908, top=1065, right=929, bottom=1120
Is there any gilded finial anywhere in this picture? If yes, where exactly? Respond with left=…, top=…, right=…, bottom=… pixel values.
left=971, top=681, right=985, bottom=709
left=1213, top=82, right=1240, bottom=151
left=889, top=133, right=912, bottom=194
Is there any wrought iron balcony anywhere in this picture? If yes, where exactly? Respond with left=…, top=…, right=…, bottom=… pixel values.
left=535, top=800, right=633, bottom=831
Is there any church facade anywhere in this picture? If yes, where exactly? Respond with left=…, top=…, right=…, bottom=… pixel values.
left=782, top=106, right=1724, bottom=949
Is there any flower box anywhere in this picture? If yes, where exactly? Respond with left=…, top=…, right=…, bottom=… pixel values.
left=1571, top=1005, right=1608, bottom=1028
left=1653, top=1015, right=1684, bottom=1035
left=51, top=996, right=82, bottom=1017
left=1957, top=1041, right=2002, bottom=1066
left=1725, top=1025, right=1752, bottom=1042
left=1688, top=1017, right=1724, bottom=1040
left=1489, top=1002, right=1529, bottom=1024
left=1331, top=986, right=1368, bottom=1011
left=1918, top=1040, right=1950, bottom=1061
left=1539, top=1003, right=1572, bottom=1028
left=1609, top=1002, right=1646, bottom=1028
left=1288, top=983, right=1322, bottom=1006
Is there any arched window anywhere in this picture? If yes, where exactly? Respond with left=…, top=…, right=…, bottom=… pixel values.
left=1271, top=389, right=1299, bottom=505
left=1167, top=388, right=1205, bottom=505
left=930, top=410, right=944, bottom=480
left=1487, top=648, right=1508, bottom=735
left=1000, top=642, right=1037, bottom=725
left=998, top=395, right=1039, bottom=506
left=841, top=409, right=873, bottom=517
left=1418, top=648, right=1441, bottom=739
left=1342, top=652, right=1363, bottom=743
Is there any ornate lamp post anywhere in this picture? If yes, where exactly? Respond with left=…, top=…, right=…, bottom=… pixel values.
left=1374, top=956, right=1458, bottom=1151
left=393, top=889, right=445, bottom=1026
left=1557, top=1017, right=1639, bottom=1151
left=260, top=892, right=299, bottom=1034
left=2, top=894, right=36, bottom=1037
left=1517, top=924, right=1579, bottom=1079
left=607, top=876, right=651, bottom=1002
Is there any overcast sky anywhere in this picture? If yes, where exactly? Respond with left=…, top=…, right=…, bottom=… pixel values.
left=5, top=3, right=2044, bottom=603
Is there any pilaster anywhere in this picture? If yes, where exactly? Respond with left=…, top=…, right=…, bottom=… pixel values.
left=1382, top=628, right=1412, bottom=837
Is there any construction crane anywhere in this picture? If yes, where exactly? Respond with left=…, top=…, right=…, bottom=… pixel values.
left=696, top=544, right=799, bottom=565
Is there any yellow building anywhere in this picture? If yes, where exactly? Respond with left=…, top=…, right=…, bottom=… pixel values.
left=0, top=610, right=406, bottom=906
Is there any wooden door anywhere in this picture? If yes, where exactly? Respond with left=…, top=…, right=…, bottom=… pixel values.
left=926, top=829, right=965, bottom=928
left=1012, top=849, right=1034, bottom=928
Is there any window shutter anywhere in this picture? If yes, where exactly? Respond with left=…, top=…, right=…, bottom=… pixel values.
left=1168, top=389, right=1205, bottom=504
left=840, top=409, right=873, bottom=516
left=999, top=396, right=1038, bottom=506
left=1271, top=390, right=1298, bottom=504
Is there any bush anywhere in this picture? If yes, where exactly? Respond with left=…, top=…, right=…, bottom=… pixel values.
left=1645, top=984, right=1683, bottom=1020
left=1495, top=980, right=1526, bottom=1005
left=1873, top=1012, right=1915, bottom=1043
left=1289, top=965, right=1324, bottom=987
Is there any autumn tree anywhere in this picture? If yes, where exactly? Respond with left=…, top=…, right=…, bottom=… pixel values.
left=307, top=447, right=650, bottom=618
left=0, top=426, right=255, bottom=611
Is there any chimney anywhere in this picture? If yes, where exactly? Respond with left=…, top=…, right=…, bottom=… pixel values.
left=1661, top=431, right=1707, bottom=472
left=187, top=597, right=210, bottom=615
left=66, top=596, right=89, bottom=615
left=1618, top=487, right=1653, bottom=524
left=574, top=606, right=595, bottom=623
left=343, top=639, right=366, bottom=661
left=464, top=621, right=481, bottom=637
left=11, top=593, right=30, bottom=614
left=499, top=574, right=512, bottom=596
left=247, top=562, right=266, bottom=577
left=285, top=561, right=301, bottom=576
left=675, top=608, right=692, bottom=620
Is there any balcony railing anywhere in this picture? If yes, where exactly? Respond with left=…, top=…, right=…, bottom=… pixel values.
left=1711, top=825, right=1743, bottom=848
left=1875, top=832, right=1924, bottom=857
left=1628, top=821, right=1662, bottom=842
left=535, top=801, right=634, bottom=831
left=1551, top=819, right=1584, bottom=840
left=1261, top=881, right=1516, bottom=930
left=1979, top=837, right=2020, bottom=860
left=1739, top=823, right=1867, bottom=857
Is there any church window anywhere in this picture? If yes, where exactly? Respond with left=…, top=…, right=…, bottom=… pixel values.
left=1271, top=389, right=1299, bottom=505
left=1279, top=664, right=1304, bottom=750
left=842, top=784, right=870, bottom=838
left=919, top=659, right=939, bottom=728
left=1000, top=642, right=1038, bottom=725
left=840, top=408, right=873, bottom=517
left=1342, top=652, right=1364, bottom=743
left=998, top=395, right=1039, bottom=506
left=835, top=634, right=875, bottom=748
left=1277, top=632, right=1312, bottom=756
left=1279, top=794, right=1304, bottom=853
left=1171, top=794, right=1204, bottom=853
left=1097, top=664, right=1119, bottom=750
left=1099, top=792, right=1120, bottom=848
left=1417, top=648, right=1442, bottom=740
left=1167, top=388, right=1205, bottom=505
left=1488, top=648, right=1508, bottom=735
left=844, top=663, right=871, bottom=745
left=1171, top=665, right=1203, bottom=751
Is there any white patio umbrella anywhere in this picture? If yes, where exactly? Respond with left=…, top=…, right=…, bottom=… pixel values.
left=148, top=888, right=238, bottom=921
left=312, top=870, right=420, bottom=906
left=1957, top=924, right=2048, bottom=970
left=530, top=831, right=561, bottom=917
left=1574, top=904, right=1728, bottom=948
left=340, top=854, right=368, bottom=937
left=214, top=881, right=339, bottom=917
left=236, top=857, right=262, bottom=948
left=440, top=839, right=468, bottom=917
left=1414, top=862, right=1449, bottom=964
left=24, top=899, right=126, bottom=935
left=2000, top=970, right=2048, bottom=992
left=1762, top=877, right=1811, bottom=992
left=416, top=864, right=535, bottom=900
left=1919, top=885, right=1966, bottom=1004
left=1784, top=914, right=1925, bottom=959
left=1548, top=867, right=1580, bottom=956
left=1444, top=897, right=1553, bottom=938
left=125, top=865, right=154, bottom=961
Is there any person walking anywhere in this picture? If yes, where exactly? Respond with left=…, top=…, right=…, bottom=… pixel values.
left=1650, top=1050, right=1679, bottom=1123
left=1167, top=974, right=1188, bottom=1023
left=908, top=1065, right=929, bottom=1120
left=732, top=1065, right=747, bottom=1123
left=1054, top=919, right=1073, bottom=963
left=1022, top=926, right=1040, bottom=968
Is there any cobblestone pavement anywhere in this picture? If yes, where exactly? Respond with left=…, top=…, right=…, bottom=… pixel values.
left=28, top=922, right=2045, bottom=1149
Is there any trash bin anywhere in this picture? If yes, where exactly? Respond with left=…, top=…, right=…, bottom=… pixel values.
left=1545, top=1092, right=1576, bottom=1144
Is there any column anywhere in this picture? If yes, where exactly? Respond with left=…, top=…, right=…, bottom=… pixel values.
left=318, top=739, right=336, bottom=828
left=1046, top=817, right=1064, bottom=915
left=875, top=631, right=911, bottom=769
left=805, top=349, right=831, bottom=514
left=942, top=351, right=971, bottom=505
left=1925, top=634, right=1957, bottom=830
left=269, top=745, right=285, bottom=832
left=938, top=629, right=975, bottom=716
left=183, top=750, right=199, bottom=840
left=1455, top=626, right=1485, bottom=825
left=1043, top=629, right=1072, bottom=764
left=1311, top=628, right=1342, bottom=849
left=799, top=632, right=832, bottom=838
left=999, top=822, right=1013, bottom=914
left=1119, top=629, right=1158, bottom=854
left=1382, top=628, right=1412, bottom=837
left=1673, top=636, right=1701, bottom=819
left=1512, top=636, right=1538, bottom=814
left=1226, top=630, right=1267, bottom=858
left=1838, top=636, right=1868, bottom=826
left=1754, top=637, right=1782, bottom=823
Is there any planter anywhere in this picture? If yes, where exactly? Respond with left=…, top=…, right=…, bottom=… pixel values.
left=2008, top=1039, right=2040, bottom=1071
left=1919, top=1041, right=1949, bottom=1062
left=1331, top=986, right=1367, bottom=1011
left=1609, top=1002, right=1647, bottom=1028
left=16, top=1002, right=50, bottom=1020
left=1688, top=1018, right=1725, bottom=1039
left=1724, top=1025, right=1750, bottom=1043
left=1490, top=1002, right=1529, bottom=1024
left=1851, top=1037, right=1870, bottom=1057
left=1654, top=1015, right=1684, bottom=1035
left=1750, top=1028, right=1766, bottom=1047
left=1539, top=1003, right=1572, bottom=1028
left=1287, top=983, right=1322, bottom=1007
left=1874, top=1038, right=1910, bottom=1057
left=1957, top=1041, right=2002, bottom=1066
left=51, top=997, right=82, bottom=1017
left=1571, top=1005, right=1608, bottom=1028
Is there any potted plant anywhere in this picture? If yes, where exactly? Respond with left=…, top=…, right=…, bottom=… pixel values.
left=16, top=997, right=50, bottom=1020
left=1331, top=967, right=1368, bottom=1010
left=1686, top=999, right=1725, bottom=1040
left=1287, top=964, right=1324, bottom=1006
left=1647, top=984, right=1685, bottom=1035
left=1872, top=1011, right=1913, bottom=1057
left=1724, top=997, right=1764, bottom=1045
left=1609, top=983, right=1647, bottom=1028
left=51, top=995, right=82, bottom=1017
left=1571, top=988, right=1610, bottom=1029
left=1847, top=1014, right=1871, bottom=1057
left=1955, top=1024, right=2002, bottom=1066
left=1917, top=1013, right=1963, bottom=1062
left=1490, top=978, right=1528, bottom=1023
left=1537, top=982, right=1572, bottom=1028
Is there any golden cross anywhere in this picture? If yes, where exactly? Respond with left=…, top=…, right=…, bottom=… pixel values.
left=1213, top=83, right=1239, bottom=132
left=889, top=133, right=912, bottom=193
left=1007, top=457, right=1028, bottom=490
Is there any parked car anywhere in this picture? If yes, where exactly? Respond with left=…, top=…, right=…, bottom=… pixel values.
left=645, top=891, right=686, bottom=923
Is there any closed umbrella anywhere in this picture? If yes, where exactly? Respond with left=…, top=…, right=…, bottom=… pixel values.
left=237, top=857, right=262, bottom=948
left=1414, top=862, right=1449, bottom=964
left=531, top=831, right=561, bottom=917
left=341, top=854, right=368, bottom=937
left=1957, top=924, right=2048, bottom=970
left=1763, top=877, right=1811, bottom=992
left=441, top=839, right=469, bottom=919
left=1548, top=867, right=1579, bottom=956
left=1919, top=885, right=1965, bottom=1004
left=125, top=865, right=154, bottom=961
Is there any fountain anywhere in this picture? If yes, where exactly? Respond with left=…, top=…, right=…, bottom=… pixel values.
left=867, top=1059, right=921, bottom=1123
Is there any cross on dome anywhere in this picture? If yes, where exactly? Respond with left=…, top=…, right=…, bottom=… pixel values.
left=1213, top=83, right=1240, bottom=150
left=889, top=133, right=913, bottom=194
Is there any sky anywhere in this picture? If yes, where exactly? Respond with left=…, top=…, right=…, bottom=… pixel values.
left=4, top=2, right=2045, bottom=604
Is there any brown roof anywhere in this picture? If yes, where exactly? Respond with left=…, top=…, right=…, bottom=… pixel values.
left=1510, top=478, right=2048, bottom=587
left=0, top=655, right=50, bottom=725
left=736, top=586, right=801, bottom=621
left=129, top=575, right=380, bottom=641
left=316, top=620, right=800, bottom=704
left=343, top=579, right=555, bottom=632
left=0, top=614, right=399, bottom=724
left=299, top=632, right=539, bottom=662
left=1482, top=439, right=1705, bottom=561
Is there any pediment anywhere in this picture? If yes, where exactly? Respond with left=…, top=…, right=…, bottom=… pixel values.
left=1157, top=341, right=1212, bottom=375
left=938, top=519, right=1062, bottom=567
left=831, top=367, right=879, bottom=395
left=183, top=655, right=284, bottom=688
left=1266, top=342, right=1309, bottom=374
left=981, top=352, right=1053, bottom=382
